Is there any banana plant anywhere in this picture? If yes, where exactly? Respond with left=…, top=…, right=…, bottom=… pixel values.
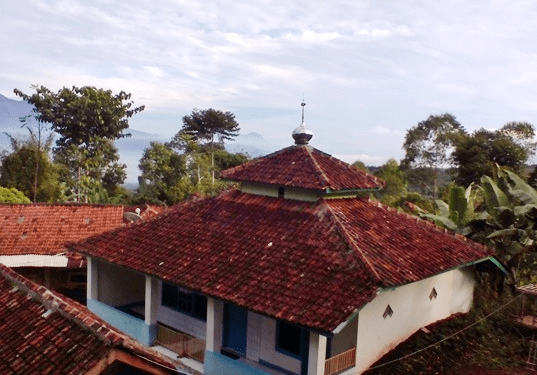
left=421, top=183, right=488, bottom=236
left=480, top=168, right=537, bottom=281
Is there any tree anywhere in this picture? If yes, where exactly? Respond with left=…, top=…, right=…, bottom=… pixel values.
left=170, top=109, right=241, bottom=184
left=452, top=122, right=536, bottom=186
left=0, top=187, right=31, bottom=203
left=0, top=129, right=63, bottom=202
left=170, top=108, right=240, bottom=150
left=402, top=113, right=466, bottom=198
left=137, top=142, right=186, bottom=205
left=14, top=85, right=144, bottom=201
left=374, top=158, right=408, bottom=206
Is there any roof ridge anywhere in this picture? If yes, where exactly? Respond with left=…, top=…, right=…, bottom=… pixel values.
left=321, top=199, right=383, bottom=284
left=306, top=147, right=332, bottom=189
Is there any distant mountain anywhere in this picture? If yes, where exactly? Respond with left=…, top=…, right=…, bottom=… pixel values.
left=225, top=132, right=274, bottom=158
left=0, top=94, right=34, bottom=132
left=0, top=94, right=273, bottom=185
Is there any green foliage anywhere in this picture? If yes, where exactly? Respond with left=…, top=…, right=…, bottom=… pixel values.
left=421, top=184, right=486, bottom=236
left=452, top=122, right=536, bottom=186
left=169, top=108, right=240, bottom=151
left=0, top=187, right=31, bottom=203
left=402, top=113, right=465, bottom=197
left=0, top=145, right=63, bottom=202
left=479, top=168, right=537, bottom=280
left=14, top=85, right=144, bottom=202
left=137, top=142, right=186, bottom=205
left=374, top=158, right=408, bottom=206
left=352, top=160, right=368, bottom=171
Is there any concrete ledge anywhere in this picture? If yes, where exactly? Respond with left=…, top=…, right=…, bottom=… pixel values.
left=87, top=299, right=156, bottom=346
left=205, top=351, right=271, bottom=375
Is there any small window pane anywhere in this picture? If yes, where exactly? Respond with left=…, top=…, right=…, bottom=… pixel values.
left=277, top=321, right=301, bottom=357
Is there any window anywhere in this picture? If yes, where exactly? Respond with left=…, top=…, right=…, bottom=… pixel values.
left=276, top=321, right=301, bottom=358
left=162, top=282, right=207, bottom=321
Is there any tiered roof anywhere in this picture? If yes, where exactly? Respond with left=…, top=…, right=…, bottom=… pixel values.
left=0, top=263, right=187, bottom=374
left=221, top=145, right=385, bottom=191
left=71, top=190, right=492, bottom=332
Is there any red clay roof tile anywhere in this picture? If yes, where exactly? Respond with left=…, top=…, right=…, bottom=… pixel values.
left=71, top=190, right=492, bottom=332
left=0, top=264, right=187, bottom=374
left=221, top=145, right=385, bottom=191
left=0, top=204, right=126, bottom=265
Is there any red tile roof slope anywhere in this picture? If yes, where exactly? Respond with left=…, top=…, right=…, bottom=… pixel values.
left=71, top=190, right=492, bottom=333
left=0, top=204, right=125, bottom=264
left=0, top=264, right=186, bottom=375
left=221, top=145, right=385, bottom=191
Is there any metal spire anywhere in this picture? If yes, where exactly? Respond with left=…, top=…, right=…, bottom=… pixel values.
left=292, top=101, right=313, bottom=145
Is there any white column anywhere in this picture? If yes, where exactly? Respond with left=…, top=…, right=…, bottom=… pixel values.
left=206, top=297, right=223, bottom=353
left=86, top=256, right=99, bottom=301
left=145, top=276, right=158, bottom=325
left=308, top=332, right=327, bottom=375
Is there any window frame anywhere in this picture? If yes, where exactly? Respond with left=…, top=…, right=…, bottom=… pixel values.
left=161, top=282, right=207, bottom=321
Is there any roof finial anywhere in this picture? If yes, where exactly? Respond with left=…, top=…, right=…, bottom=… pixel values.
left=292, top=100, right=313, bottom=145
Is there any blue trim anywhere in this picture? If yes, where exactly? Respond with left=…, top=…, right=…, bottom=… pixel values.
left=259, top=359, right=299, bottom=375
left=87, top=299, right=156, bottom=346
left=205, top=351, right=271, bottom=375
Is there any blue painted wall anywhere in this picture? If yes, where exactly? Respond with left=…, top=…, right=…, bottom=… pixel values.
left=87, top=299, right=157, bottom=346
left=205, top=351, right=271, bottom=375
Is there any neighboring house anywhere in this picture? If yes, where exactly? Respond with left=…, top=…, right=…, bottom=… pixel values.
left=0, top=203, right=162, bottom=303
left=0, top=263, right=193, bottom=375
left=70, top=121, right=504, bottom=375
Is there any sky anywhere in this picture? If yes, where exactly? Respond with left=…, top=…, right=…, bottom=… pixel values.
left=2, top=0, right=537, bottom=166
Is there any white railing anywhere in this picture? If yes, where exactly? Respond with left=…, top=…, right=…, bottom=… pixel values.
left=324, top=347, right=356, bottom=375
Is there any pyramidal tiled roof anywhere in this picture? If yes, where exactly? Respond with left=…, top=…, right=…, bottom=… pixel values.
left=0, top=263, right=187, bottom=374
left=221, top=145, right=385, bottom=191
left=71, top=190, right=492, bottom=332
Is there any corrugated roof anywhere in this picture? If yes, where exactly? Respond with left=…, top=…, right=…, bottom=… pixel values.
left=0, top=254, right=68, bottom=268
left=0, top=264, right=185, bottom=374
left=221, top=145, right=385, bottom=191
left=71, top=190, right=492, bottom=332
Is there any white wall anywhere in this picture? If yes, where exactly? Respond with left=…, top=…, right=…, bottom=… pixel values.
left=97, top=261, right=145, bottom=307
left=353, top=266, right=475, bottom=374
left=253, top=314, right=301, bottom=374
left=241, top=183, right=279, bottom=198
left=241, top=182, right=320, bottom=202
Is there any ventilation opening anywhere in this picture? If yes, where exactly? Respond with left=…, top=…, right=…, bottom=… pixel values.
left=278, top=187, right=285, bottom=198
left=383, top=304, right=393, bottom=319
left=429, top=287, right=438, bottom=300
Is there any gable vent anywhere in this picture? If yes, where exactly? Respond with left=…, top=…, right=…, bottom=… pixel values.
left=383, top=304, right=394, bottom=319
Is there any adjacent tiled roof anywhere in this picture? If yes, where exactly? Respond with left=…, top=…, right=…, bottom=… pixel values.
left=0, top=263, right=184, bottom=375
left=0, top=204, right=126, bottom=267
left=221, top=145, right=385, bottom=191
left=71, top=190, right=492, bottom=333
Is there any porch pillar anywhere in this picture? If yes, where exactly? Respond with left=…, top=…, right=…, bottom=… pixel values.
left=145, top=275, right=159, bottom=345
left=307, top=332, right=327, bottom=375
left=86, top=256, right=98, bottom=301
left=206, top=297, right=224, bottom=353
